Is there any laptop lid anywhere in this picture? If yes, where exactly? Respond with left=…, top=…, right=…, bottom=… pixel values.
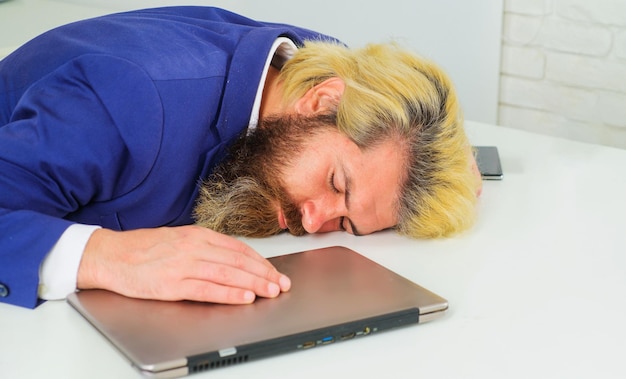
left=67, top=246, right=448, bottom=378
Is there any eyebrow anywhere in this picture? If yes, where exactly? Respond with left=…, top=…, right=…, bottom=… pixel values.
left=343, top=168, right=363, bottom=236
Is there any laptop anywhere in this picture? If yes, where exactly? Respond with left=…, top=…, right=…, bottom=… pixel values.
left=67, top=246, right=448, bottom=378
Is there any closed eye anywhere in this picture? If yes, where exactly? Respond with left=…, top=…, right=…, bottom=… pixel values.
left=329, top=173, right=340, bottom=194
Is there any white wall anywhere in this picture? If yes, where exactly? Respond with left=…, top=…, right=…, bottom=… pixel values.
left=0, top=0, right=503, bottom=125
left=500, top=0, right=626, bottom=149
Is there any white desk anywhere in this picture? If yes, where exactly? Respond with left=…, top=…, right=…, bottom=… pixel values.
left=1, top=121, right=625, bottom=378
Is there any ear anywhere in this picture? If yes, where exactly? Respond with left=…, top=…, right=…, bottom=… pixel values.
left=293, top=77, right=345, bottom=115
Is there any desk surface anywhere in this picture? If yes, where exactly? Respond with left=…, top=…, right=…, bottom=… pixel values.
left=1, top=121, right=625, bottom=378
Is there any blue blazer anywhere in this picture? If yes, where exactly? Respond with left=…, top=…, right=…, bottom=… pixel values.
left=0, top=7, right=333, bottom=308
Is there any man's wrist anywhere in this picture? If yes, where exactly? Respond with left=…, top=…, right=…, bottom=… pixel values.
left=39, top=224, right=101, bottom=300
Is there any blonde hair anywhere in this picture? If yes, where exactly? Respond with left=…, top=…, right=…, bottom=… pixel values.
left=280, top=41, right=479, bottom=238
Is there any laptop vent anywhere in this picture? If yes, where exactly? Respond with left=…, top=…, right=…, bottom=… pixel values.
left=191, top=355, right=250, bottom=373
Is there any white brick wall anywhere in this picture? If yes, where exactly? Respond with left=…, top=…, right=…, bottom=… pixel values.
left=500, top=0, right=626, bottom=149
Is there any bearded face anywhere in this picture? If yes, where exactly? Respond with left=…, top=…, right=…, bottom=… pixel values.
left=193, top=113, right=337, bottom=237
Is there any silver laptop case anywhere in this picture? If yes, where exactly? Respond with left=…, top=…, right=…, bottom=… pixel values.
left=67, top=246, right=448, bottom=378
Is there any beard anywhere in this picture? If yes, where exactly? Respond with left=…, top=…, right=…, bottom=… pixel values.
left=193, top=113, right=337, bottom=237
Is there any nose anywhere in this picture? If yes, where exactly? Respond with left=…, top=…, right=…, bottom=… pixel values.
left=300, top=199, right=342, bottom=233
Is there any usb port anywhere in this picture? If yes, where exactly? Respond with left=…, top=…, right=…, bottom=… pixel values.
left=300, top=341, right=316, bottom=349
left=319, top=336, right=334, bottom=345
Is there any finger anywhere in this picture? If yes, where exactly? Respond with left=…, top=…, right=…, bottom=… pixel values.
left=192, top=232, right=291, bottom=292
left=189, top=258, right=286, bottom=298
left=220, top=248, right=291, bottom=292
left=194, top=227, right=275, bottom=268
left=180, top=279, right=258, bottom=304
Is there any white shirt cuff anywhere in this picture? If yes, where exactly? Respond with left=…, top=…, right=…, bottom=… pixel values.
left=38, top=224, right=101, bottom=300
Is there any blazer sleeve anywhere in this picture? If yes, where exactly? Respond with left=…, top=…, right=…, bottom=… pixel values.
left=0, top=54, right=163, bottom=308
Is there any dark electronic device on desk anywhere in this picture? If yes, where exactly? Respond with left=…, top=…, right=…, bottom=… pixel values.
left=475, top=146, right=503, bottom=180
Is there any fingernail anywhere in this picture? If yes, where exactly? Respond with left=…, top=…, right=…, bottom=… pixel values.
left=279, top=275, right=291, bottom=292
left=268, top=282, right=280, bottom=297
left=243, top=290, right=256, bottom=303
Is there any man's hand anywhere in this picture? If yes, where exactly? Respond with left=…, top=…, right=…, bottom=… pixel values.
left=77, top=226, right=290, bottom=304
